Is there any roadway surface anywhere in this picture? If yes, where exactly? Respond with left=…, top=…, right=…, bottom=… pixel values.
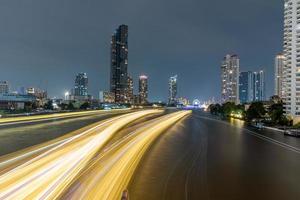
left=0, top=109, right=299, bottom=199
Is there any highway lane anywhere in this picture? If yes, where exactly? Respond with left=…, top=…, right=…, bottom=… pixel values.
left=129, top=111, right=300, bottom=200
left=0, top=110, right=169, bottom=199
left=0, top=109, right=134, bottom=156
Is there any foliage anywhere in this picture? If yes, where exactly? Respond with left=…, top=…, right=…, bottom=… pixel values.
left=44, top=100, right=54, bottom=110
left=245, top=102, right=266, bottom=121
left=80, top=102, right=90, bottom=110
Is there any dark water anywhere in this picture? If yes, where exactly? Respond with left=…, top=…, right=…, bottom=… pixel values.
left=129, top=111, right=300, bottom=200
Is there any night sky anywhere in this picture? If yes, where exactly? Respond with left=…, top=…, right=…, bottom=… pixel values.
left=0, top=0, right=283, bottom=102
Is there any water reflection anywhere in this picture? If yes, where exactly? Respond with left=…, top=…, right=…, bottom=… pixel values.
left=229, top=117, right=245, bottom=128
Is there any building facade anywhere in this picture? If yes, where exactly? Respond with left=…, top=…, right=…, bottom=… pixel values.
left=0, top=81, right=9, bottom=94
left=221, top=54, right=240, bottom=104
left=275, top=53, right=285, bottom=97
left=139, top=75, right=148, bottom=105
left=99, top=91, right=115, bottom=103
left=253, top=70, right=266, bottom=101
left=239, top=71, right=253, bottom=104
left=110, top=24, right=128, bottom=103
left=74, top=73, right=88, bottom=96
left=126, top=76, right=134, bottom=104
left=239, top=70, right=266, bottom=104
left=283, top=0, right=300, bottom=118
left=168, top=75, right=178, bottom=105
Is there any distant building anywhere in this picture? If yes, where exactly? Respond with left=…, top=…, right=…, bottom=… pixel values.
left=69, top=73, right=91, bottom=101
left=239, top=70, right=266, bottom=104
left=239, top=71, right=253, bottom=104
left=0, top=81, right=9, bottom=94
left=139, top=75, right=148, bottom=105
left=99, top=91, right=115, bottom=103
left=74, top=73, right=88, bottom=96
left=221, top=54, right=239, bottom=104
left=168, top=75, right=178, bottom=105
left=110, top=24, right=128, bottom=103
left=0, top=93, right=36, bottom=110
left=126, top=76, right=134, bottom=104
left=274, top=53, right=284, bottom=98
left=26, top=87, right=47, bottom=106
left=253, top=70, right=265, bottom=101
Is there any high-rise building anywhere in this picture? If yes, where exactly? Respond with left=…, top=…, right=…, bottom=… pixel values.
left=99, top=91, right=115, bottom=103
left=74, top=73, right=88, bottom=96
left=126, top=76, right=134, bottom=104
left=168, top=75, right=178, bottom=105
left=239, top=70, right=266, bottom=103
left=221, top=54, right=240, bottom=104
left=253, top=70, right=266, bottom=101
left=0, top=81, right=9, bottom=94
left=282, top=0, right=300, bottom=119
left=110, top=24, right=128, bottom=103
left=239, top=71, right=253, bottom=104
left=139, top=75, right=148, bottom=105
left=275, top=53, right=285, bottom=97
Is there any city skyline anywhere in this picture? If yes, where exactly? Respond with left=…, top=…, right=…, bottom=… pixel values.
left=0, top=0, right=282, bottom=102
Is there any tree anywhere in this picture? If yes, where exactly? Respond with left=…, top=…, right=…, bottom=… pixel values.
left=222, top=102, right=236, bottom=117
left=44, top=100, right=54, bottom=110
left=59, top=103, right=68, bottom=110
left=80, top=102, right=90, bottom=110
left=269, top=102, right=291, bottom=126
left=246, top=102, right=266, bottom=121
left=67, top=102, right=75, bottom=110
left=209, top=104, right=222, bottom=115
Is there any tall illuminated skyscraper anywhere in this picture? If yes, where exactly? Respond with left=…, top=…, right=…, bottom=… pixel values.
left=168, top=75, right=178, bottom=105
left=221, top=54, right=239, bottom=104
left=126, top=75, right=134, bottom=104
left=239, top=71, right=253, bottom=104
left=110, top=24, right=128, bottom=103
left=282, top=1, right=300, bottom=119
left=275, top=53, right=285, bottom=97
left=74, top=73, right=88, bottom=96
left=253, top=70, right=265, bottom=101
left=139, top=75, right=148, bottom=105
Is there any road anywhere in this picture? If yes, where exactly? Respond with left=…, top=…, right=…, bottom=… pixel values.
left=0, top=110, right=299, bottom=199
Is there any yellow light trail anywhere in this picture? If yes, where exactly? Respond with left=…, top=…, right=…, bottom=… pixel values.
left=0, top=109, right=131, bottom=125
left=0, top=109, right=162, bottom=200
left=62, top=110, right=191, bottom=200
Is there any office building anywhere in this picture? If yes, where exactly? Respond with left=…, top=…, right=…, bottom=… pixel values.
left=99, top=91, right=115, bottom=103
left=74, top=73, right=88, bottom=96
left=126, top=76, right=134, bottom=104
left=275, top=53, right=285, bottom=97
left=139, top=75, right=148, bottom=105
left=110, top=24, right=128, bottom=103
left=221, top=54, right=240, bottom=104
left=168, top=75, right=178, bottom=105
left=239, top=71, right=253, bottom=104
left=239, top=70, right=266, bottom=103
left=253, top=70, right=266, bottom=101
left=0, top=81, right=9, bottom=94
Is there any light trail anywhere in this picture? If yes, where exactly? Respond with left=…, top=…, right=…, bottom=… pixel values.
left=62, top=110, right=191, bottom=200
left=0, top=109, right=131, bottom=126
left=0, top=110, right=162, bottom=200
